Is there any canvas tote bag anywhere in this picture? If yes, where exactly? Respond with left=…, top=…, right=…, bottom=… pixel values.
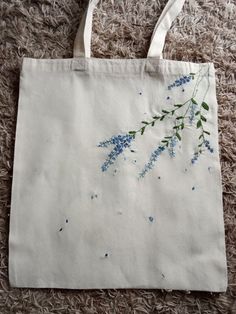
left=9, top=0, right=227, bottom=291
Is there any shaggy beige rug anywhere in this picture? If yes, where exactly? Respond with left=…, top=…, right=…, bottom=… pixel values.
left=0, top=0, right=236, bottom=313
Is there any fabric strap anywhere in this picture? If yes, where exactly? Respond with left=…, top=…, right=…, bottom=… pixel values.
left=73, top=0, right=186, bottom=58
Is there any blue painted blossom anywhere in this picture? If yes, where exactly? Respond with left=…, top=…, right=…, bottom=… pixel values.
left=168, top=136, right=177, bottom=158
left=139, top=146, right=165, bottom=177
left=168, top=75, right=192, bottom=90
left=204, top=140, right=214, bottom=153
left=191, top=140, right=214, bottom=165
left=191, top=152, right=200, bottom=164
left=189, top=102, right=198, bottom=124
left=98, top=134, right=134, bottom=172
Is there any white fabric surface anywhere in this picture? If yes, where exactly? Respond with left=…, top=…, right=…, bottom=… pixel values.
left=9, top=0, right=227, bottom=291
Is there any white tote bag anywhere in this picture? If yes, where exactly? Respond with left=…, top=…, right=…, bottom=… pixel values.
left=9, top=0, right=227, bottom=291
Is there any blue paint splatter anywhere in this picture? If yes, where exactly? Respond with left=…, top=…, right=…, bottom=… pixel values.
left=149, top=216, right=154, bottom=222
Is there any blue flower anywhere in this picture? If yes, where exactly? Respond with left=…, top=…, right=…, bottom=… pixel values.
left=189, top=102, right=198, bottom=124
left=168, top=136, right=177, bottom=158
left=204, top=140, right=214, bottom=153
left=168, top=75, right=192, bottom=90
left=98, top=134, right=134, bottom=172
left=191, top=140, right=214, bottom=165
left=191, top=152, right=200, bottom=164
left=139, top=146, right=166, bottom=177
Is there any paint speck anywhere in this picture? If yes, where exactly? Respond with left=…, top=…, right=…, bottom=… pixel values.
left=184, top=168, right=188, bottom=172
left=104, top=253, right=109, bottom=258
left=95, top=194, right=98, bottom=198
left=91, top=195, right=94, bottom=200
left=130, top=150, right=135, bottom=153
left=117, top=211, right=122, bottom=215
left=59, top=228, right=63, bottom=232
left=158, top=176, right=161, bottom=179
left=149, top=216, right=154, bottom=222
left=192, top=186, right=195, bottom=191
left=139, top=92, right=142, bottom=95
left=182, top=89, right=185, bottom=92
left=162, top=273, right=165, bottom=278
left=208, top=166, right=212, bottom=172
left=66, top=219, right=68, bottom=223
left=167, top=96, right=170, bottom=100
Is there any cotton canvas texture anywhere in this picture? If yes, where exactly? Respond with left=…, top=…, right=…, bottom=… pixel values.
left=8, top=0, right=227, bottom=291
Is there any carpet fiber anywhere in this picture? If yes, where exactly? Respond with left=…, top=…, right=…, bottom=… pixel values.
left=0, top=0, right=236, bottom=313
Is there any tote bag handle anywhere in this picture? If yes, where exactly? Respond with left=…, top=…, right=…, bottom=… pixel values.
left=73, top=0, right=186, bottom=59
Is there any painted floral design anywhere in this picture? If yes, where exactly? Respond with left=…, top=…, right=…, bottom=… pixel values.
left=167, top=74, right=194, bottom=90
left=98, top=65, right=213, bottom=177
left=97, top=134, right=134, bottom=172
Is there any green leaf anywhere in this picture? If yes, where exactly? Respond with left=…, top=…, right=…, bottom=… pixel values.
left=152, top=116, right=160, bottom=120
left=199, top=134, right=203, bottom=139
left=174, top=104, right=182, bottom=108
left=162, top=110, right=169, bottom=114
left=141, top=127, right=145, bottom=135
left=198, top=143, right=203, bottom=147
left=203, top=130, right=210, bottom=135
left=173, top=126, right=179, bottom=129
left=141, top=121, right=149, bottom=125
left=151, top=121, right=155, bottom=127
left=202, top=102, right=209, bottom=110
left=191, top=98, right=198, bottom=105
left=195, top=111, right=200, bottom=116
left=171, top=110, right=175, bottom=115
left=161, top=140, right=168, bottom=143
left=164, top=136, right=172, bottom=139
left=129, top=131, right=136, bottom=135
left=200, top=115, right=207, bottom=122
left=160, top=116, right=165, bottom=121
left=181, top=123, right=184, bottom=130
left=176, top=116, right=184, bottom=120
left=197, top=120, right=202, bottom=128
left=176, top=133, right=181, bottom=141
